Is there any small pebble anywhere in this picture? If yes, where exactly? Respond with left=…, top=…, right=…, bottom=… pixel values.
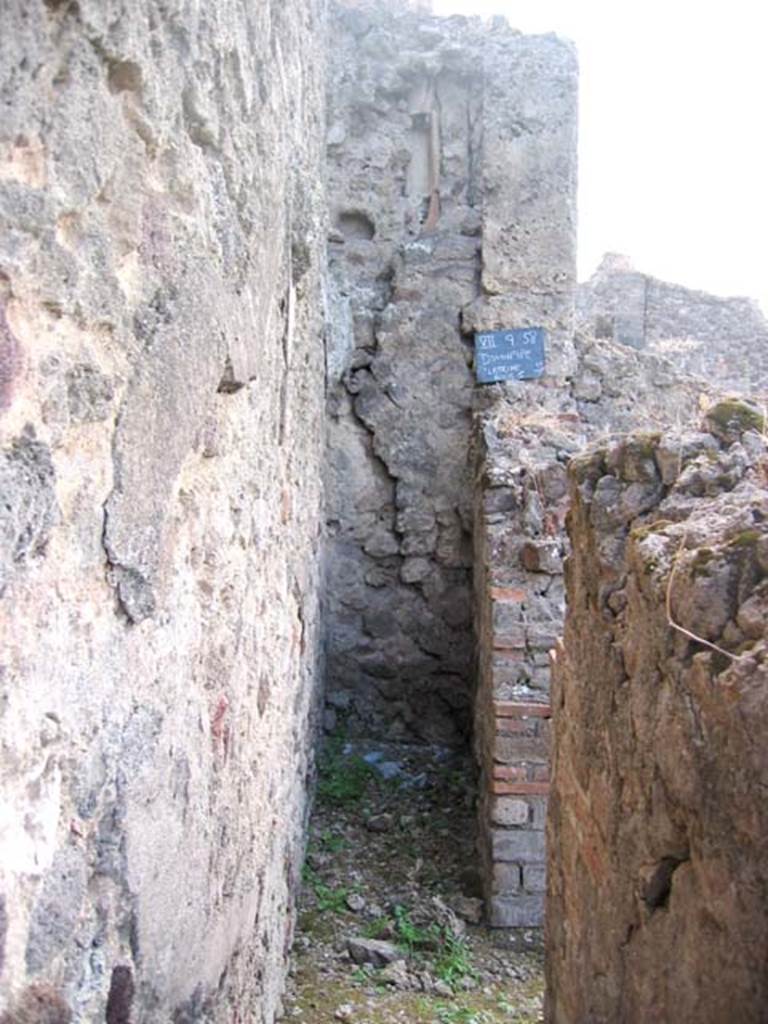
left=376, top=761, right=402, bottom=780
left=365, top=813, right=394, bottom=833
left=346, top=892, right=366, bottom=912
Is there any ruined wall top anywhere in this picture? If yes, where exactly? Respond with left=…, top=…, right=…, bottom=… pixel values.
left=578, top=253, right=768, bottom=394
left=547, top=399, right=768, bottom=1021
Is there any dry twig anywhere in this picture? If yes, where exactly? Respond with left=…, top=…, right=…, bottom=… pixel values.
left=665, top=532, right=747, bottom=663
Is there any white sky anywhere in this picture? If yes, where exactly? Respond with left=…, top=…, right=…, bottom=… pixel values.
left=432, top=0, right=768, bottom=312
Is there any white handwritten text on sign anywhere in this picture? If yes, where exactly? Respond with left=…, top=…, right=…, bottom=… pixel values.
left=474, top=328, right=546, bottom=384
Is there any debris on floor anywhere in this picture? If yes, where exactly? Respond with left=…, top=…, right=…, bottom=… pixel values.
left=281, top=740, right=544, bottom=1024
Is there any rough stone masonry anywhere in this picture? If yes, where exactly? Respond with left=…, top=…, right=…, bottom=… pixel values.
left=546, top=400, right=768, bottom=1023
left=0, top=2, right=587, bottom=1017
left=324, top=0, right=578, bottom=748
left=472, top=327, right=717, bottom=927
left=4, top=0, right=768, bottom=1020
left=0, top=1, right=326, bottom=1021
left=578, top=252, right=768, bottom=395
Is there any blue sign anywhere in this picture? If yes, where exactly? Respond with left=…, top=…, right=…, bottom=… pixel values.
left=474, top=328, right=546, bottom=384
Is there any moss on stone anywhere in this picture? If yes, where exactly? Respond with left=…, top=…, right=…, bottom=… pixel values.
left=569, top=447, right=606, bottom=485
left=630, top=519, right=674, bottom=542
left=626, top=432, right=662, bottom=457
left=727, top=530, right=762, bottom=549
left=706, top=398, right=765, bottom=436
left=690, top=547, right=715, bottom=577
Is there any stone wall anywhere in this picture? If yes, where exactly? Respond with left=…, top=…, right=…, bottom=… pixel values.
left=473, top=333, right=713, bottom=926
left=546, top=400, right=768, bottom=1022
left=578, top=253, right=768, bottom=395
left=461, top=21, right=579, bottom=925
left=324, top=2, right=578, bottom=747
left=473, top=401, right=573, bottom=927
left=0, top=2, right=326, bottom=1021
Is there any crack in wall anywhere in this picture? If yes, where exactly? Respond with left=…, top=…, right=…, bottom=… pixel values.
left=322, top=17, right=496, bottom=742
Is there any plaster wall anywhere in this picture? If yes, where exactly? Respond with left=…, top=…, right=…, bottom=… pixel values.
left=0, top=2, right=327, bottom=1020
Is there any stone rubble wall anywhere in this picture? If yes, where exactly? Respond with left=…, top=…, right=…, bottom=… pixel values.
left=0, top=2, right=326, bottom=1021
left=463, top=23, right=579, bottom=925
left=473, top=335, right=717, bottom=927
left=324, top=2, right=483, bottom=745
left=546, top=399, right=768, bottom=1022
left=578, top=253, right=768, bottom=395
left=324, top=3, right=581, bottom=749
left=473, top=402, right=573, bottom=927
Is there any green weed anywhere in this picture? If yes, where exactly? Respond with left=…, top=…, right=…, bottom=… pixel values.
left=434, top=1005, right=490, bottom=1024
left=350, top=964, right=375, bottom=985
left=317, top=736, right=374, bottom=807
left=313, top=882, right=349, bottom=914
left=433, top=930, right=476, bottom=990
left=301, top=862, right=350, bottom=914
left=362, top=916, right=392, bottom=940
left=390, top=905, right=476, bottom=989
left=393, top=904, right=434, bottom=954
left=319, top=829, right=347, bottom=853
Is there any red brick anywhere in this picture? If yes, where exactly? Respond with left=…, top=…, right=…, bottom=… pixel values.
left=492, top=649, right=526, bottom=662
left=495, top=701, right=551, bottom=718
left=531, top=764, right=550, bottom=783
left=490, top=586, right=526, bottom=602
left=491, top=781, right=550, bottom=796
left=493, top=764, right=528, bottom=782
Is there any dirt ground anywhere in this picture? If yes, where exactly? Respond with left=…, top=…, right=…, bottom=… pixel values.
left=281, top=740, right=545, bottom=1024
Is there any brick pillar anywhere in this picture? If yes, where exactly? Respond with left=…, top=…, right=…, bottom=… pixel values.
left=473, top=439, right=570, bottom=926
left=469, top=31, right=578, bottom=927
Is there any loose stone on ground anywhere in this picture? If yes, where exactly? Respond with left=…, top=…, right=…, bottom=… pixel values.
left=283, top=742, right=544, bottom=1024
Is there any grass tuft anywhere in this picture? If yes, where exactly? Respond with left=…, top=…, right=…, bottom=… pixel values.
left=317, top=735, right=374, bottom=807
